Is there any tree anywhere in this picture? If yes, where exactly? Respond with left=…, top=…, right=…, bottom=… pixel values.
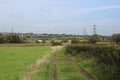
left=89, top=34, right=100, bottom=44
left=0, top=33, right=5, bottom=43
left=111, top=33, right=120, bottom=43
left=71, top=37, right=80, bottom=44
left=52, top=42, right=62, bottom=46
left=61, top=38, right=68, bottom=43
left=6, top=34, right=22, bottom=43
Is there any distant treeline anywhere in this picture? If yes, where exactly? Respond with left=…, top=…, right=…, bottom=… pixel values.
left=0, top=33, right=23, bottom=43
left=0, top=33, right=120, bottom=44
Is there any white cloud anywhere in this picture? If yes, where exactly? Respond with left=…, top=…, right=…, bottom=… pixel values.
left=79, top=5, right=120, bottom=14
left=94, top=5, right=120, bottom=10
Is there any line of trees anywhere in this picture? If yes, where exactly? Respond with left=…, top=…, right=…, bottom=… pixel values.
left=0, top=33, right=120, bottom=44
left=65, top=33, right=120, bottom=44
left=71, top=33, right=120, bottom=44
left=90, top=33, right=120, bottom=44
left=0, top=33, right=23, bottom=43
left=111, top=33, right=120, bottom=43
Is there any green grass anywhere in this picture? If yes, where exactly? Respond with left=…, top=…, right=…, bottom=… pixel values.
left=1, top=46, right=106, bottom=80
left=31, top=63, right=51, bottom=80
left=69, top=55, right=112, bottom=80
left=31, top=51, right=53, bottom=80
left=0, top=46, right=51, bottom=80
left=56, top=50, right=87, bottom=80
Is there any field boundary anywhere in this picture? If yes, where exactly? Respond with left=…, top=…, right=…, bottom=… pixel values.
left=51, top=55, right=56, bottom=80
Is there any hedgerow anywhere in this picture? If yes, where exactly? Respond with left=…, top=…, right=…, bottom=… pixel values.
left=65, top=44, right=120, bottom=80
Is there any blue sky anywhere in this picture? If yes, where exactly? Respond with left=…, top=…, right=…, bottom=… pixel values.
left=0, top=0, right=120, bottom=35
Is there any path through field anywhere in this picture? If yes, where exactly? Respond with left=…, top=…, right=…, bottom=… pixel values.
left=53, top=47, right=95, bottom=80
left=51, top=46, right=63, bottom=80
left=21, top=46, right=94, bottom=80
left=67, top=57, right=95, bottom=80
left=21, top=46, right=62, bottom=80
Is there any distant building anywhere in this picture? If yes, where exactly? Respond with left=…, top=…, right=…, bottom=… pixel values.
left=37, top=40, right=43, bottom=43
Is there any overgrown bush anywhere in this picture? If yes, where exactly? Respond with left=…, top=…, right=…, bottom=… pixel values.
left=89, top=34, right=100, bottom=44
left=52, top=42, right=62, bottom=46
left=71, top=37, right=80, bottom=44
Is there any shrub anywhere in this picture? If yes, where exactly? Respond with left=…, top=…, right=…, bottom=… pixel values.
left=52, top=42, right=62, bottom=46
left=71, top=37, right=80, bottom=44
left=89, top=34, right=100, bottom=44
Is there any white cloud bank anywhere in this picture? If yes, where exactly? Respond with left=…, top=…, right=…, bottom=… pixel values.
left=79, top=5, right=120, bottom=14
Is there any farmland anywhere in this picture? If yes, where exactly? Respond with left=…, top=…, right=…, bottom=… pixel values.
left=0, top=46, right=93, bottom=80
left=0, top=46, right=51, bottom=80
left=0, top=0, right=120, bottom=79
left=0, top=43, right=120, bottom=80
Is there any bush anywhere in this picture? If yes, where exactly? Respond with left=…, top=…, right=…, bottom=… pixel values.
left=89, top=34, right=100, bottom=44
left=71, top=37, right=80, bottom=44
left=52, top=42, right=62, bottom=46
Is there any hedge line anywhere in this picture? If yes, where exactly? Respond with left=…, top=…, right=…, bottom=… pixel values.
left=65, top=44, right=120, bottom=80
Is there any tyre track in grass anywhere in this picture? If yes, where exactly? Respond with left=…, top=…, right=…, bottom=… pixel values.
left=21, top=46, right=63, bottom=80
left=66, top=56, right=95, bottom=80
left=51, top=46, right=94, bottom=80
left=50, top=46, right=63, bottom=80
left=51, top=55, right=56, bottom=80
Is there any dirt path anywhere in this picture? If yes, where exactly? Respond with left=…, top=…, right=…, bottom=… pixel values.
left=51, top=46, right=63, bottom=80
left=21, top=46, right=63, bottom=80
left=51, top=46, right=63, bottom=53
left=51, top=56, right=56, bottom=80
left=51, top=46, right=94, bottom=80
left=67, top=57, right=95, bottom=80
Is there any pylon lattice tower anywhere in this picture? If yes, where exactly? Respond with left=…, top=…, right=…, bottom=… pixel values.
left=84, top=28, right=86, bottom=35
left=93, top=24, right=96, bottom=34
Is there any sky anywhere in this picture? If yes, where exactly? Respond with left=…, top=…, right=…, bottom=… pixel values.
left=0, top=0, right=120, bottom=35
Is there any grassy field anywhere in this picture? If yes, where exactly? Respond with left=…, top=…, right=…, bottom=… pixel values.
left=0, top=45, right=108, bottom=80
left=28, top=47, right=89, bottom=80
left=0, top=46, right=51, bottom=80
left=55, top=49, right=87, bottom=80
left=0, top=43, right=52, bottom=47
left=31, top=58, right=52, bottom=80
